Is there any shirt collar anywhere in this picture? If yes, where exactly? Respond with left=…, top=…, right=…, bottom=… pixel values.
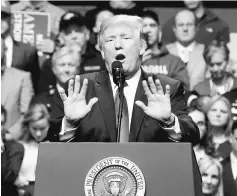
left=230, top=152, right=237, bottom=164
left=109, top=68, right=141, bottom=91
left=176, top=41, right=196, bottom=53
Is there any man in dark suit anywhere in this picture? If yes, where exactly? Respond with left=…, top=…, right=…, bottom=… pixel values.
left=47, top=15, right=199, bottom=144
left=1, top=0, right=40, bottom=93
left=221, top=121, right=237, bottom=196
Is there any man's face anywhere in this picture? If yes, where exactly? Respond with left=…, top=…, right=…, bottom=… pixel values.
left=52, top=54, right=80, bottom=84
left=173, top=11, right=196, bottom=44
left=208, top=52, right=227, bottom=80
left=1, top=12, right=11, bottom=36
left=142, top=17, right=159, bottom=47
left=101, top=22, right=145, bottom=78
left=183, top=0, right=202, bottom=10
left=188, top=110, right=207, bottom=139
left=230, top=128, right=237, bottom=157
left=62, top=24, right=89, bottom=51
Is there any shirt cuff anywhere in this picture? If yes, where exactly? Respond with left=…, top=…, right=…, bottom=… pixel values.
left=59, top=117, right=77, bottom=141
left=161, top=115, right=182, bottom=141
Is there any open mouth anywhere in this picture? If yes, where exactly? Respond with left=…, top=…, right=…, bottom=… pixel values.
left=115, top=54, right=126, bottom=61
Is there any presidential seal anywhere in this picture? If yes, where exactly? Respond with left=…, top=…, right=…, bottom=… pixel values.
left=84, top=157, right=145, bottom=196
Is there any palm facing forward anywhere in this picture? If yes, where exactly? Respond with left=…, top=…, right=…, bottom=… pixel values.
left=136, top=77, right=173, bottom=124
left=58, top=75, right=98, bottom=124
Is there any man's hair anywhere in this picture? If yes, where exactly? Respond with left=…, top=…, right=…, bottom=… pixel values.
left=232, top=120, right=237, bottom=134
left=203, top=39, right=230, bottom=65
left=52, top=45, right=82, bottom=68
left=173, top=9, right=197, bottom=27
left=98, top=14, right=145, bottom=51
left=1, top=105, right=7, bottom=123
left=141, top=10, right=160, bottom=25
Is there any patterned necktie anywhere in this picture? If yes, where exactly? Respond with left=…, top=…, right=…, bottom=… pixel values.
left=114, top=85, right=129, bottom=142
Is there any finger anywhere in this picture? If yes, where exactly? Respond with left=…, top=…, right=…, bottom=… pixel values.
left=142, top=80, right=152, bottom=97
left=68, top=79, right=74, bottom=97
left=165, top=85, right=171, bottom=98
left=80, top=78, right=88, bottom=96
left=135, top=101, right=148, bottom=112
left=58, top=86, right=67, bottom=102
left=148, top=77, right=157, bottom=94
left=88, top=97, right=98, bottom=109
left=73, top=75, right=80, bottom=95
left=155, top=79, right=164, bottom=94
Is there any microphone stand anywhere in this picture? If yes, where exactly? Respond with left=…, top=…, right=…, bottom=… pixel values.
left=116, top=70, right=125, bottom=143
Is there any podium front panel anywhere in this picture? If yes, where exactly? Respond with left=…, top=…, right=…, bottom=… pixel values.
left=34, top=143, right=202, bottom=196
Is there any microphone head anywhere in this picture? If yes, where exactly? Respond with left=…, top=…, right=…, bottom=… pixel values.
left=112, top=61, right=124, bottom=86
left=112, top=61, right=123, bottom=69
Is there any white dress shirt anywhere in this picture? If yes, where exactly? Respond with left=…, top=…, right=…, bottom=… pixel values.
left=60, top=69, right=182, bottom=140
left=230, top=152, right=237, bottom=180
left=176, top=41, right=195, bottom=63
left=4, top=35, right=13, bottom=68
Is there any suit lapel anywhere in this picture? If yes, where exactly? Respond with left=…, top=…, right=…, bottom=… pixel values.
left=95, top=71, right=117, bottom=141
left=129, top=70, right=147, bottom=141
left=53, top=87, right=64, bottom=112
left=12, top=41, right=24, bottom=68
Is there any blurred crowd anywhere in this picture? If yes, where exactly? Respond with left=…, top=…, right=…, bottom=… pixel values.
left=1, top=1, right=237, bottom=196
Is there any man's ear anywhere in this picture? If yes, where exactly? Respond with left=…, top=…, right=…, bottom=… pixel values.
left=140, top=39, right=147, bottom=55
left=85, top=28, right=90, bottom=41
left=100, top=48, right=105, bottom=59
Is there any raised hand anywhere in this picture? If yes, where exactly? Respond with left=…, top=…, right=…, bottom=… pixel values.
left=135, top=77, right=174, bottom=124
left=58, top=75, right=98, bottom=126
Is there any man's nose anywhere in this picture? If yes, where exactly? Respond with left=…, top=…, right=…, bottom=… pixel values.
left=115, top=37, right=122, bottom=50
left=36, top=131, right=42, bottom=137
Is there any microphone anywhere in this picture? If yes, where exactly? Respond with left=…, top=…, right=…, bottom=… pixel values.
left=112, top=61, right=125, bottom=142
left=112, top=61, right=125, bottom=88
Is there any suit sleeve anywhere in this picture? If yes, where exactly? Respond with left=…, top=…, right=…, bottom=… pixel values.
left=170, top=81, right=200, bottom=145
left=27, top=47, right=40, bottom=94
left=170, top=57, right=190, bottom=92
left=1, top=141, right=24, bottom=183
left=20, top=72, right=34, bottom=114
left=217, top=22, right=230, bottom=43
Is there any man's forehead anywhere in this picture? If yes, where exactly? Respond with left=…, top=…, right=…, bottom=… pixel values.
left=104, top=22, right=135, bottom=36
left=176, top=11, right=195, bottom=23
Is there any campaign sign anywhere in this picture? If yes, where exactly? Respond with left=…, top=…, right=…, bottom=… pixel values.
left=11, top=11, right=50, bottom=46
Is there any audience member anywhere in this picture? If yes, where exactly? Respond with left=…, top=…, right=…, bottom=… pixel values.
left=11, top=0, right=65, bottom=40
left=223, top=89, right=237, bottom=121
left=83, top=7, right=114, bottom=74
left=32, top=45, right=82, bottom=120
left=108, top=0, right=144, bottom=16
left=221, top=120, right=237, bottom=196
left=38, top=11, right=91, bottom=93
left=166, top=9, right=206, bottom=90
left=162, top=0, right=230, bottom=46
left=141, top=10, right=190, bottom=91
left=188, top=107, right=216, bottom=162
left=206, top=96, right=233, bottom=160
left=1, top=0, right=40, bottom=93
left=15, top=103, right=50, bottom=196
left=193, top=40, right=237, bottom=97
left=1, top=37, right=34, bottom=140
left=1, top=105, right=25, bottom=196
left=198, top=156, right=224, bottom=196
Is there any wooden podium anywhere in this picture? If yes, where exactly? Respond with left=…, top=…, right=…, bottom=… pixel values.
left=34, top=143, right=202, bottom=196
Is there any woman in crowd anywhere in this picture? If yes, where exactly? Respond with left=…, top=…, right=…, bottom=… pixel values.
left=193, top=40, right=237, bottom=97
left=14, top=103, right=50, bottom=196
left=198, top=156, right=224, bottom=196
left=206, top=96, right=233, bottom=160
left=188, top=107, right=216, bottom=162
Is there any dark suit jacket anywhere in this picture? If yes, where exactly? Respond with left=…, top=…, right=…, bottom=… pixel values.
left=221, top=156, right=237, bottom=196
left=12, top=40, right=40, bottom=93
left=47, top=70, right=200, bottom=144
left=1, top=140, right=24, bottom=196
